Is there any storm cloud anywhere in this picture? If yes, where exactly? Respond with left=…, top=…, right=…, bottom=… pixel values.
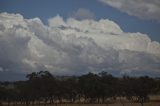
left=0, top=12, right=160, bottom=76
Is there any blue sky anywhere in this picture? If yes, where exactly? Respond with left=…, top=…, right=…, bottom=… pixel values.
left=0, top=0, right=160, bottom=42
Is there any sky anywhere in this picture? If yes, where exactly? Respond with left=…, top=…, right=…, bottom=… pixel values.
left=0, top=0, right=160, bottom=80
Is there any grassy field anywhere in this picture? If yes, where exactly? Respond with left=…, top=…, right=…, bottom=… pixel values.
left=2, top=103, right=160, bottom=106
left=1, top=95, right=160, bottom=106
left=47, top=103, right=160, bottom=106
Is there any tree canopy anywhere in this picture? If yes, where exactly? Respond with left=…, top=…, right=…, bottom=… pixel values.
left=0, top=71, right=160, bottom=106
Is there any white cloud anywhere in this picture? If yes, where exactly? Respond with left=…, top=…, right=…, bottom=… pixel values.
left=48, top=15, right=67, bottom=27
left=71, top=8, right=95, bottom=20
left=99, top=0, right=160, bottom=21
left=0, top=12, right=160, bottom=76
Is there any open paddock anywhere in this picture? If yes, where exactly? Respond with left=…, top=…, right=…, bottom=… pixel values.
left=1, top=103, right=160, bottom=106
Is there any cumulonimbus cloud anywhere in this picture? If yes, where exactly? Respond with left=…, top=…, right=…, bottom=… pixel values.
left=99, top=0, right=160, bottom=21
left=0, top=12, right=160, bottom=77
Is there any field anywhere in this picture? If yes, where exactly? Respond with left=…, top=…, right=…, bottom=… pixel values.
left=40, top=103, right=160, bottom=106
left=1, top=103, right=160, bottom=106
left=1, top=95, right=160, bottom=106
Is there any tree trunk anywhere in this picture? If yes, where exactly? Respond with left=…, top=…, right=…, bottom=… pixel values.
left=102, top=96, right=105, bottom=103
left=7, top=101, right=10, bottom=106
left=32, top=100, right=34, bottom=106
left=141, top=102, right=144, bottom=106
left=98, top=97, right=100, bottom=103
left=106, top=103, right=109, bottom=106
left=26, top=101, right=30, bottom=106
left=120, top=97, right=125, bottom=106
left=44, top=98, right=48, bottom=106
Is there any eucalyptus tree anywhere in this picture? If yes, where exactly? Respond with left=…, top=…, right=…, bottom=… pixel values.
left=98, top=71, right=117, bottom=103
left=78, top=72, right=101, bottom=103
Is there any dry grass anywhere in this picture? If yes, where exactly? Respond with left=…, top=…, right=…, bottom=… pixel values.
left=2, top=95, right=160, bottom=106
left=2, top=103, right=160, bottom=106
left=46, top=103, right=160, bottom=106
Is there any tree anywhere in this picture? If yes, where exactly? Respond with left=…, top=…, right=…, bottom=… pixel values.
left=0, top=85, right=6, bottom=105
left=79, top=72, right=100, bottom=103
left=134, top=76, right=154, bottom=106
left=26, top=71, right=56, bottom=105
left=0, top=71, right=159, bottom=105
left=99, top=71, right=117, bottom=103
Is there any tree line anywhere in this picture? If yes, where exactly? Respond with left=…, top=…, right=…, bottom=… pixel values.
left=0, top=71, right=160, bottom=106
